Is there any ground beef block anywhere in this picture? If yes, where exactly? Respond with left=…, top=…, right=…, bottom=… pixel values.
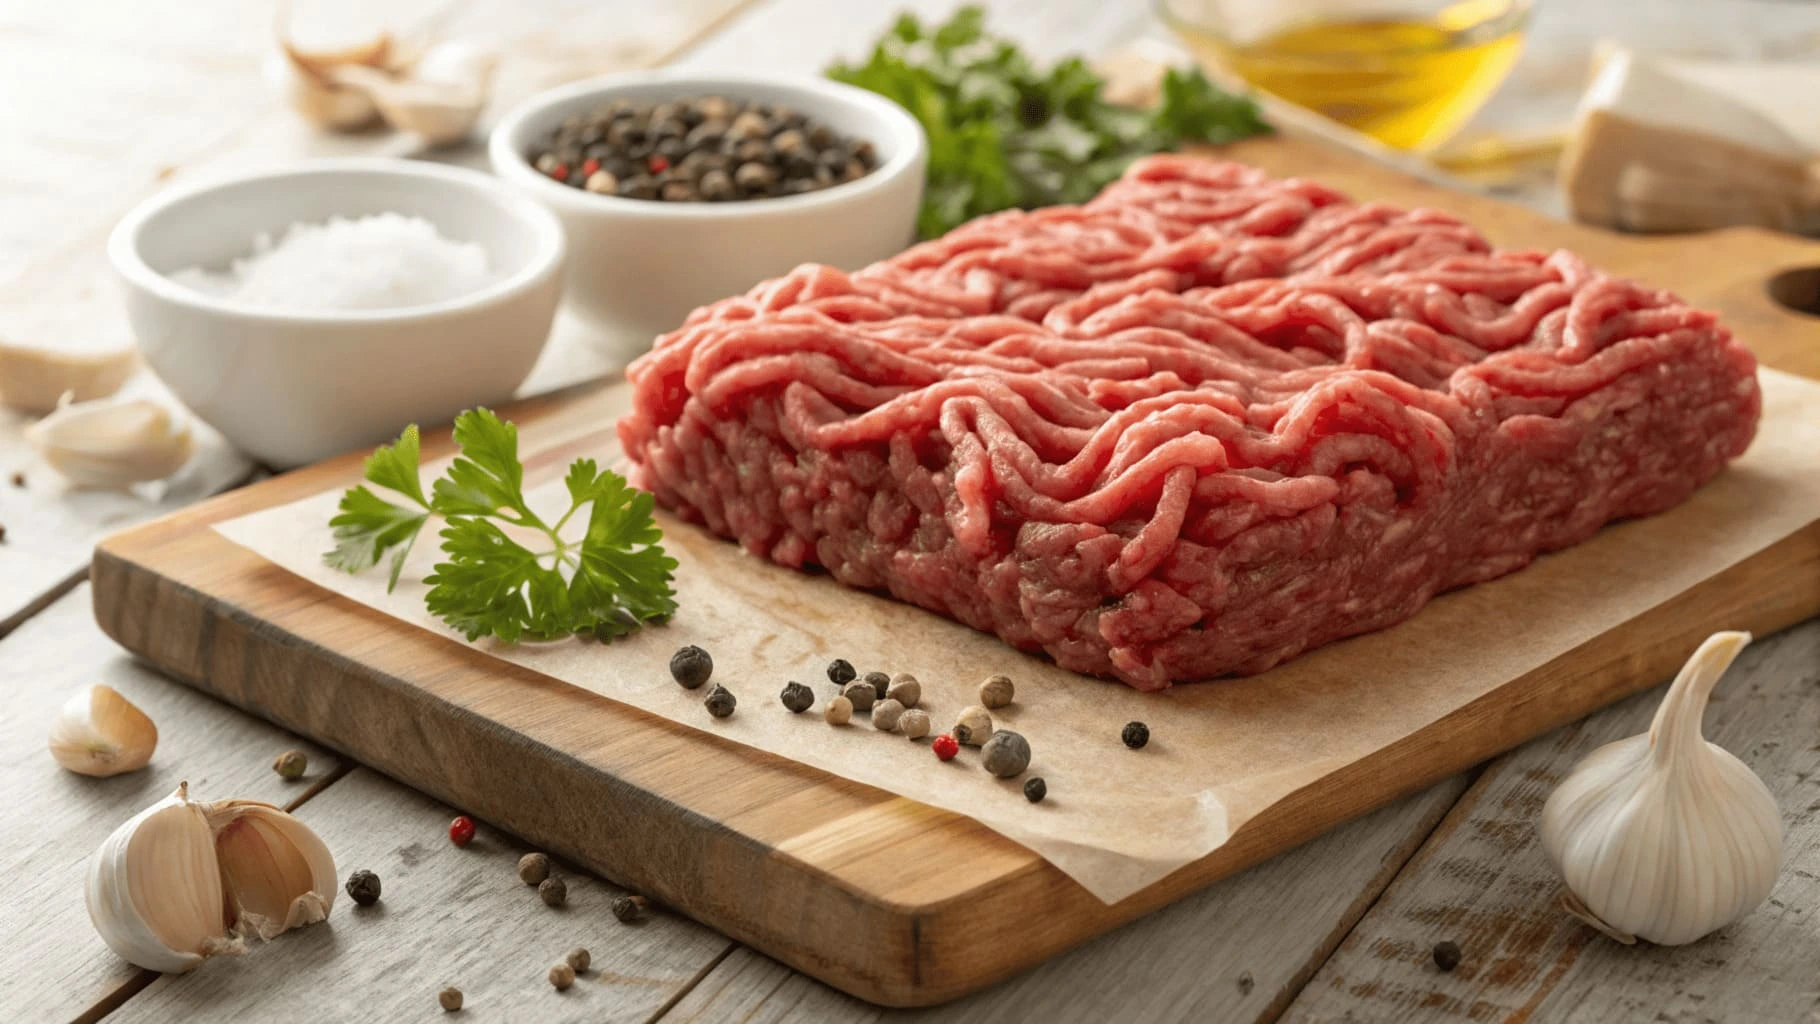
left=619, top=156, right=1761, bottom=691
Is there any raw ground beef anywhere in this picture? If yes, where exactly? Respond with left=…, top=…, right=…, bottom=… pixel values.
left=619, top=155, right=1761, bottom=690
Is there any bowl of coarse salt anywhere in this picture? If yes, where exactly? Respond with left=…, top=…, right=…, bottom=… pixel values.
left=109, top=159, right=565, bottom=467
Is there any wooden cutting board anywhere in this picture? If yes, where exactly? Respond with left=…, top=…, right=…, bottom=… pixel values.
left=90, top=136, right=1820, bottom=1007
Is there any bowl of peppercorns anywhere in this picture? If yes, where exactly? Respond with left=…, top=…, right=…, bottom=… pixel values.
left=490, top=72, right=926, bottom=361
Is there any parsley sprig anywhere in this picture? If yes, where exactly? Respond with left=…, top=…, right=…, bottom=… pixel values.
left=324, top=409, right=677, bottom=643
left=828, top=6, right=1269, bottom=238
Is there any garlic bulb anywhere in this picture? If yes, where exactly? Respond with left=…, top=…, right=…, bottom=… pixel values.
left=1540, top=631, right=1782, bottom=945
left=25, top=395, right=193, bottom=489
left=87, top=783, right=336, bottom=972
left=0, top=340, right=137, bottom=414
left=48, top=685, right=158, bottom=777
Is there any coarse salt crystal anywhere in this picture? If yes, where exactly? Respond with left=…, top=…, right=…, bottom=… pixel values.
left=171, top=213, right=492, bottom=312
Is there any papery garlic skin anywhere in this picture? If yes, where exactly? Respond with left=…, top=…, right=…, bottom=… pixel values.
left=1540, top=631, right=1783, bottom=945
left=48, top=684, right=158, bottom=776
left=86, top=783, right=235, bottom=973
left=86, top=784, right=337, bottom=973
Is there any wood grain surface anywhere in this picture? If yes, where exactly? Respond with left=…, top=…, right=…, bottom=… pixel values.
left=87, top=133, right=1820, bottom=1005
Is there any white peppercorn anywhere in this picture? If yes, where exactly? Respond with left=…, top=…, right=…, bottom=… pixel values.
left=886, top=673, right=921, bottom=708
left=872, top=698, right=906, bottom=731
left=954, top=704, right=994, bottom=746
left=898, top=708, right=931, bottom=740
left=824, top=694, right=853, bottom=725
left=979, top=674, right=1014, bottom=709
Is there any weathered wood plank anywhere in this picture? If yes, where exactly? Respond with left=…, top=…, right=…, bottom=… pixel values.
left=657, top=777, right=1470, bottom=1023
left=1279, top=620, right=1820, bottom=1024
left=108, top=768, right=733, bottom=1024
left=0, top=584, right=344, bottom=1023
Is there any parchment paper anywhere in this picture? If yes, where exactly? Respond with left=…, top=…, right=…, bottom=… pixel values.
left=215, top=369, right=1820, bottom=903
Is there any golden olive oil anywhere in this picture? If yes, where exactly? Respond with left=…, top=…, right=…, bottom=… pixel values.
left=1181, top=3, right=1526, bottom=151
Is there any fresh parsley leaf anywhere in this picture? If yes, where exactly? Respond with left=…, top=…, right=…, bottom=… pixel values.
left=827, top=6, right=1269, bottom=237
left=323, top=410, right=676, bottom=644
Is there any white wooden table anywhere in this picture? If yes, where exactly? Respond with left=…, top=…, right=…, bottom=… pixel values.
left=5, top=2, right=1818, bottom=1021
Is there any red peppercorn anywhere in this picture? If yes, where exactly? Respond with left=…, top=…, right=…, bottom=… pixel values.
left=932, top=734, right=959, bottom=761
left=449, top=815, right=476, bottom=847
left=647, top=154, right=670, bottom=174
left=581, top=158, right=601, bottom=177
left=549, top=162, right=570, bottom=181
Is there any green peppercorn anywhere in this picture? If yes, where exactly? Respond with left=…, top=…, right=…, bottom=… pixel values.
left=704, top=684, right=737, bottom=719
left=345, top=869, right=381, bottom=906
left=272, top=749, right=307, bottom=780
left=1122, top=721, right=1150, bottom=749
left=566, top=946, right=591, bottom=972
left=549, top=962, right=575, bottom=990
left=827, top=659, right=856, bottom=685
left=1433, top=940, right=1461, bottom=972
left=670, top=645, right=713, bottom=689
left=1024, top=777, right=1047, bottom=803
left=518, top=851, right=550, bottom=886
left=781, top=681, right=815, bottom=713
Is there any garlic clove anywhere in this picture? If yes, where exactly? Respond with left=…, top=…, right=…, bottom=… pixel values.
left=204, top=800, right=337, bottom=940
left=275, top=31, right=393, bottom=132
left=26, top=395, right=194, bottom=489
left=325, top=40, right=495, bottom=146
left=0, top=340, right=137, bottom=415
left=48, top=684, right=158, bottom=777
left=1540, top=631, right=1783, bottom=946
left=86, top=783, right=237, bottom=974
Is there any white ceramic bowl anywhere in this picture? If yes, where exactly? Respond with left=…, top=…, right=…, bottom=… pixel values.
left=109, top=159, right=566, bottom=468
left=490, top=71, right=927, bottom=362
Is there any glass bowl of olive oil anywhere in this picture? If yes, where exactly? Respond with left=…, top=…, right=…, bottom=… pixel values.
left=1157, top=0, right=1533, bottom=152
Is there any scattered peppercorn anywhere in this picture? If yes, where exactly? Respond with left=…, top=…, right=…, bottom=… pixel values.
left=824, top=694, right=854, bottom=725
left=898, top=708, right=931, bottom=740
left=518, top=852, right=550, bottom=886
left=1024, top=777, right=1047, bottom=803
left=539, top=876, right=568, bottom=908
left=842, top=680, right=877, bottom=713
left=528, top=95, right=879, bottom=203
left=345, top=869, right=382, bottom=906
left=1237, top=971, right=1254, bottom=995
left=978, top=674, right=1015, bottom=709
left=980, top=730, right=1031, bottom=778
left=886, top=673, right=921, bottom=708
left=781, top=680, right=815, bottom=713
left=1432, top=940, right=1462, bottom=972
left=8, top=471, right=23, bottom=488
left=439, top=986, right=464, bottom=1012
left=566, top=946, right=591, bottom=972
left=612, top=894, right=648, bottom=923
left=954, top=705, right=994, bottom=747
left=549, top=962, right=575, bottom=990
left=670, top=645, right=713, bottom=689
left=1121, top=721, right=1150, bottom=749
left=272, top=749, right=307, bottom=780
left=862, top=671, right=890, bottom=701
left=827, top=658, right=856, bottom=685
left=932, top=734, right=960, bottom=761
left=704, top=683, right=737, bottom=719
left=872, top=698, right=906, bottom=732
left=449, top=815, right=477, bottom=847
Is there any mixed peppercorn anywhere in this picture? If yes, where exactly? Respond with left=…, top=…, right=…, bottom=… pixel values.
left=529, top=96, right=880, bottom=202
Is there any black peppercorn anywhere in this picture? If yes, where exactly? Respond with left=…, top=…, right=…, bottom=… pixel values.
left=670, top=645, right=713, bottom=689
left=660, top=181, right=696, bottom=202
left=1432, top=940, right=1461, bottom=972
left=1023, top=777, right=1047, bottom=803
left=612, top=893, right=648, bottom=923
left=699, top=169, right=736, bottom=201
left=704, top=684, right=737, bottom=718
left=345, top=869, right=382, bottom=906
left=827, top=659, right=856, bottom=685
left=781, top=681, right=815, bottom=713
left=1121, top=721, right=1150, bottom=749
left=862, top=671, right=890, bottom=701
